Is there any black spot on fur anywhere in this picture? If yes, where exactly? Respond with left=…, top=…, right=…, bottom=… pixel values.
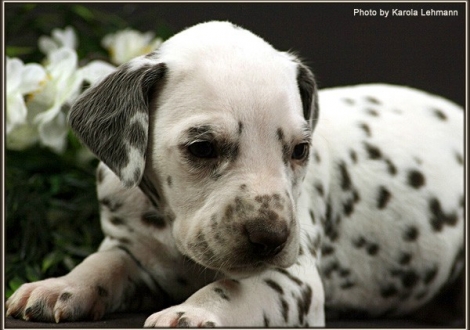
left=401, top=270, right=420, bottom=288
left=385, top=158, right=397, bottom=175
left=110, top=216, right=125, bottom=225
left=350, top=150, right=357, bottom=163
left=343, top=98, right=354, bottom=105
left=399, top=252, right=412, bottom=265
left=309, top=209, right=316, bottom=223
left=353, top=236, right=366, bottom=248
left=313, top=150, right=321, bottom=163
left=265, top=279, right=284, bottom=295
left=338, top=161, right=352, bottom=190
left=339, top=268, right=351, bottom=277
left=381, top=284, right=399, bottom=298
left=314, top=183, right=324, bottom=196
left=97, top=167, right=105, bottom=183
left=353, top=189, right=360, bottom=203
left=429, top=198, right=458, bottom=231
left=365, top=96, right=381, bottom=104
left=322, top=244, right=335, bottom=256
left=324, top=202, right=339, bottom=241
left=343, top=199, right=354, bottom=216
left=408, top=170, right=425, bottom=189
left=364, top=142, right=382, bottom=159
left=433, top=108, right=447, bottom=121
left=280, top=298, right=289, bottom=322
left=340, top=280, right=355, bottom=290
left=377, top=186, right=392, bottom=209
left=263, top=314, right=270, bottom=327
left=274, top=268, right=303, bottom=286
left=455, top=152, right=463, bottom=165
left=403, top=226, right=419, bottom=241
left=367, top=243, right=379, bottom=256
left=366, top=108, right=379, bottom=117
left=423, top=266, right=438, bottom=284
left=97, top=285, right=108, bottom=297
left=59, top=292, right=73, bottom=302
left=238, top=121, right=243, bottom=135
left=213, top=287, right=230, bottom=300
left=167, top=176, right=172, bottom=187
left=100, top=198, right=123, bottom=212
left=141, top=211, right=166, bottom=228
left=297, top=285, right=313, bottom=324
left=359, top=123, right=372, bottom=137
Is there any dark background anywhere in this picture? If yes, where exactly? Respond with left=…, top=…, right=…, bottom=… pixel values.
left=6, top=2, right=466, bottom=106
left=91, top=2, right=466, bottom=106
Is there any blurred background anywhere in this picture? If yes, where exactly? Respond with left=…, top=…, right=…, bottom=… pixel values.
left=4, top=2, right=465, bottom=298
left=6, top=2, right=465, bottom=104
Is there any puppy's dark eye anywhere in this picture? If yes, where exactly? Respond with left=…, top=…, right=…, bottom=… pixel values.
left=292, top=143, right=309, bottom=160
left=188, top=141, right=218, bottom=158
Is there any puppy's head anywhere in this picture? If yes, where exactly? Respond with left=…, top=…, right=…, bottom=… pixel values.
left=70, top=21, right=318, bottom=277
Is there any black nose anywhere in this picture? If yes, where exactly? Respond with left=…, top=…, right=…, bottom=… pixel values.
left=245, top=221, right=289, bottom=257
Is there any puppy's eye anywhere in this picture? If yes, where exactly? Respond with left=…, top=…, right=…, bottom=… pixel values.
left=188, top=141, right=218, bottom=158
left=292, top=143, right=309, bottom=160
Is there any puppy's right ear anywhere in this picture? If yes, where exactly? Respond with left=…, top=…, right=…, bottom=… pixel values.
left=69, top=57, right=167, bottom=188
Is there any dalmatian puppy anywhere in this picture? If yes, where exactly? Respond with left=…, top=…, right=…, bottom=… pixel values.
left=6, top=21, right=464, bottom=327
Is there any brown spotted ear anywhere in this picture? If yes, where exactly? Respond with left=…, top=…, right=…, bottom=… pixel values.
left=296, top=61, right=319, bottom=129
left=69, top=58, right=167, bottom=188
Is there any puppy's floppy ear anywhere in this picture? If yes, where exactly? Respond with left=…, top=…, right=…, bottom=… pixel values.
left=295, top=61, right=319, bottom=129
left=69, top=58, right=167, bottom=188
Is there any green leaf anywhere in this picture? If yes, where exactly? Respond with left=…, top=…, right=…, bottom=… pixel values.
left=42, top=250, right=64, bottom=273
left=72, top=5, right=95, bottom=21
left=6, top=46, right=35, bottom=57
left=8, top=276, right=25, bottom=292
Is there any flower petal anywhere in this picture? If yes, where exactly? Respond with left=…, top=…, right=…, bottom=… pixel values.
left=6, top=93, right=28, bottom=134
left=19, top=63, right=47, bottom=95
left=79, top=60, right=116, bottom=85
left=37, top=109, right=68, bottom=153
left=52, top=26, right=77, bottom=49
left=6, top=57, right=23, bottom=93
left=6, top=123, right=39, bottom=151
left=38, top=36, right=59, bottom=54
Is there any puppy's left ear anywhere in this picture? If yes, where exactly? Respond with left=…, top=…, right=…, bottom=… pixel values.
left=69, top=58, right=167, bottom=188
left=296, top=61, right=319, bottom=129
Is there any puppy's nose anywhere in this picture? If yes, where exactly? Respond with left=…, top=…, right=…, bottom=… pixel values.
left=245, top=221, right=289, bottom=257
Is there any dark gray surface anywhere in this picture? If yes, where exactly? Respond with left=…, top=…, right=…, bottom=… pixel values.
left=4, top=313, right=463, bottom=328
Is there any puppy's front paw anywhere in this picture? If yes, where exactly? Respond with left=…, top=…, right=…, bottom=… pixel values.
left=144, top=305, right=222, bottom=328
left=6, top=278, right=107, bottom=322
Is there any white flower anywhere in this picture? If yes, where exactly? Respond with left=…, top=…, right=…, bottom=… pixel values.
left=102, top=29, right=162, bottom=65
left=6, top=48, right=116, bottom=153
left=38, top=26, right=77, bottom=55
left=6, top=57, right=46, bottom=135
left=33, top=48, right=115, bottom=152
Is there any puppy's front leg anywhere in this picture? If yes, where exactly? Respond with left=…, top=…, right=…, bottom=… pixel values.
left=6, top=248, right=166, bottom=323
left=144, top=257, right=325, bottom=327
